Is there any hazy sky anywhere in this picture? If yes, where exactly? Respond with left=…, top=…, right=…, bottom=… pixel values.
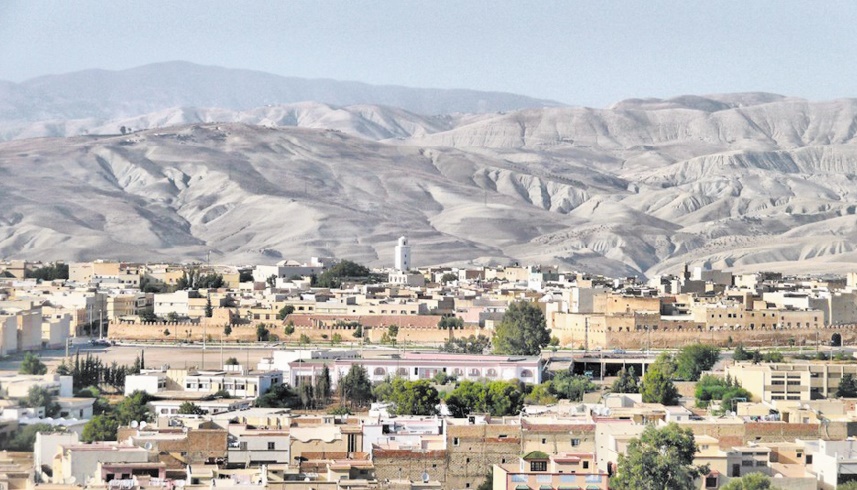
left=2, top=1, right=855, bottom=108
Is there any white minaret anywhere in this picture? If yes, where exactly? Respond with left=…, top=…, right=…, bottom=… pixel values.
left=394, top=236, right=411, bottom=271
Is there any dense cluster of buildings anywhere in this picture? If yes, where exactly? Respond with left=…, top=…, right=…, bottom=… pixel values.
left=7, top=246, right=857, bottom=489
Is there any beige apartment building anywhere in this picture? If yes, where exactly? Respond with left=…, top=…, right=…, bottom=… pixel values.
left=726, top=362, right=857, bottom=402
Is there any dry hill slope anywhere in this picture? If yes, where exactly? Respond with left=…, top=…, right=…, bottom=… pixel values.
left=4, top=93, right=857, bottom=277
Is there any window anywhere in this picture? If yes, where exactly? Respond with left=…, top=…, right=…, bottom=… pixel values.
left=373, top=367, right=386, bottom=376
left=742, top=460, right=753, bottom=467
left=453, top=437, right=460, bottom=446
left=239, top=442, right=247, bottom=451
left=469, top=368, right=481, bottom=376
left=268, top=442, right=275, bottom=450
left=530, top=461, right=547, bottom=472
left=755, top=461, right=766, bottom=467
left=486, top=368, right=497, bottom=377
left=705, top=476, right=718, bottom=488
left=520, top=369, right=533, bottom=378
left=806, top=455, right=812, bottom=464
left=571, top=438, right=580, bottom=447
left=582, top=461, right=589, bottom=469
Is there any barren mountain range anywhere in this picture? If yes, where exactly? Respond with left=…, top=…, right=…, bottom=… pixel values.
left=2, top=63, right=857, bottom=278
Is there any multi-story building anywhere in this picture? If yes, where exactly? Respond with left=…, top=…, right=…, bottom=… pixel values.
left=726, top=361, right=857, bottom=402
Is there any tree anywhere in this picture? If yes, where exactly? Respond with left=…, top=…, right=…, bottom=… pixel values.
left=441, top=334, right=491, bottom=354
left=838, top=373, right=857, bottom=398
left=524, top=384, right=558, bottom=405
left=24, top=385, right=60, bottom=417
left=284, top=323, right=295, bottom=336
left=695, top=374, right=752, bottom=413
left=641, top=360, right=679, bottom=405
left=277, top=305, right=295, bottom=320
left=438, top=316, right=464, bottom=329
left=114, top=390, right=152, bottom=425
left=673, top=344, right=720, bottom=381
left=733, top=344, right=753, bottom=361
left=225, top=357, right=239, bottom=366
left=445, top=380, right=525, bottom=417
left=299, top=333, right=311, bottom=345
left=256, top=323, right=270, bottom=341
left=120, top=126, right=127, bottom=135
left=375, top=378, right=439, bottom=416
left=315, top=260, right=372, bottom=288
left=352, top=325, right=363, bottom=338
left=720, top=472, right=777, bottom=490
left=256, top=384, right=300, bottom=408
left=611, top=367, right=640, bottom=394
left=493, top=301, right=551, bottom=355
left=340, top=365, right=373, bottom=408
left=19, top=352, right=48, bottom=375
left=315, top=365, right=332, bottom=405
left=7, top=423, right=60, bottom=451
left=204, top=297, right=213, bottom=318
left=440, top=272, right=458, bottom=284
left=549, top=371, right=596, bottom=401
left=177, top=402, right=206, bottom=415
left=82, top=414, right=120, bottom=442
left=762, top=350, right=784, bottom=363
left=223, top=324, right=232, bottom=337
left=26, top=263, right=69, bottom=281
left=611, top=423, right=707, bottom=490
left=176, top=267, right=224, bottom=291
left=298, top=383, right=314, bottom=409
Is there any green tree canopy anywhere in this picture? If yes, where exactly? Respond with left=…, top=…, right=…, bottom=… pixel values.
left=720, top=472, right=777, bottom=490
left=256, top=384, right=300, bottom=408
left=444, top=380, right=525, bottom=418
left=24, top=385, right=60, bottom=417
left=7, top=423, right=62, bottom=451
left=611, top=367, right=640, bottom=394
left=674, top=344, right=720, bottom=381
left=177, top=402, right=206, bottom=415
left=315, top=365, right=332, bottom=405
left=493, top=301, right=551, bottom=356
left=340, top=365, right=373, bottom=408
left=82, top=414, right=120, bottom=442
left=441, top=334, right=491, bottom=354
left=374, top=378, right=440, bottom=416
left=19, top=352, right=48, bottom=375
left=611, top=423, right=707, bottom=490
left=641, top=358, right=680, bottom=405
left=315, top=260, right=374, bottom=288
left=838, top=373, right=857, bottom=398
left=26, top=263, right=69, bottom=281
left=277, top=305, right=295, bottom=320
left=548, top=371, right=597, bottom=401
left=176, top=267, right=224, bottom=290
left=114, top=391, right=153, bottom=425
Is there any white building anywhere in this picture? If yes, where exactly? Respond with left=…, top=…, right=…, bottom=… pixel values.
left=227, top=427, right=291, bottom=465
left=394, top=236, right=411, bottom=271
left=124, top=371, right=168, bottom=396
left=182, top=369, right=283, bottom=398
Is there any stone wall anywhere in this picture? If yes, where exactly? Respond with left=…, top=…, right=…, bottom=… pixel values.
left=605, top=324, right=857, bottom=349
left=109, top=320, right=487, bottom=346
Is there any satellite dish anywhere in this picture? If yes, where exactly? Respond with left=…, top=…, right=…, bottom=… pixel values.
left=422, top=472, right=429, bottom=483
left=144, top=442, right=153, bottom=450
left=140, top=421, right=148, bottom=429
left=130, top=421, right=139, bottom=428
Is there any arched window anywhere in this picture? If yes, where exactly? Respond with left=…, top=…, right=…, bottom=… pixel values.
left=520, top=369, right=533, bottom=378
left=396, top=367, right=408, bottom=376
left=486, top=368, right=497, bottom=377
left=453, top=368, right=464, bottom=376
left=373, top=367, right=386, bottom=376
left=469, top=368, right=481, bottom=377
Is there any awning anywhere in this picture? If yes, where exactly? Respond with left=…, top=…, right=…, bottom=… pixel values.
left=515, top=485, right=530, bottom=490
left=586, top=486, right=601, bottom=490
left=558, top=487, right=582, bottom=490
left=539, top=486, right=553, bottom=490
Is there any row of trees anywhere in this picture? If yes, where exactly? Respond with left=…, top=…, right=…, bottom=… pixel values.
left=25, top=263, right=69, bottom=281
left=56, top=351, right=145, bottom=392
